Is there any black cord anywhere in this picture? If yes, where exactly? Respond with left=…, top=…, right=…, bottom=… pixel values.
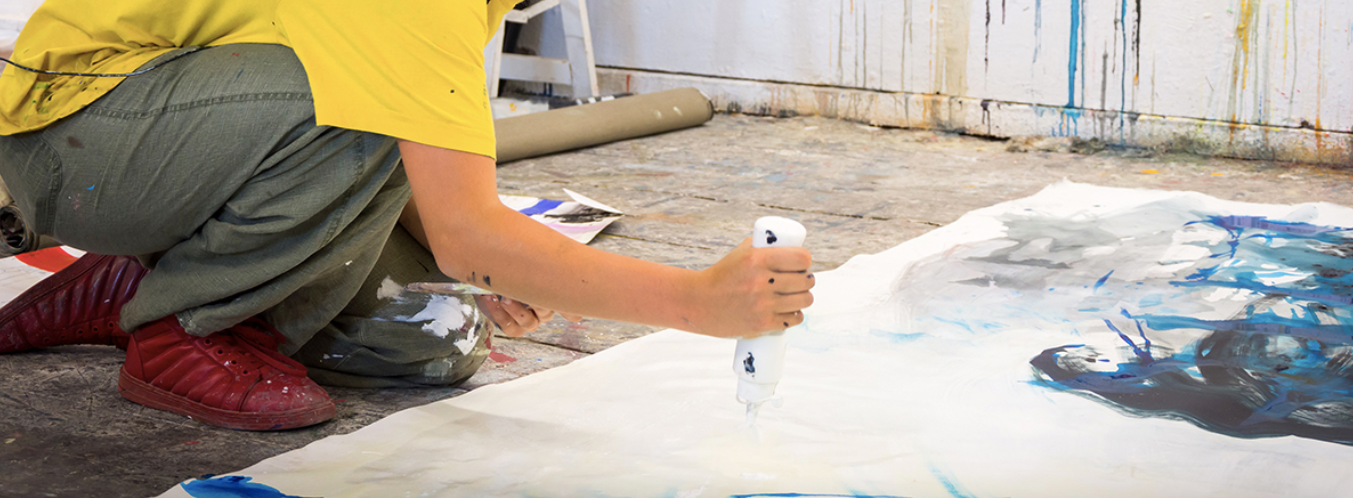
left=0, top=47, right=203, bottom=78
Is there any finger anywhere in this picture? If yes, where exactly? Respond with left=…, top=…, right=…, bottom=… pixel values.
left=762, top=247, right=812, bottom=272
left=501, top=298, right=541, bottom=332
left=772, top=310, right=805, bottom=329
left=773, top=290, right=814, bottom=313
left=530, top=306, right=557, bottom=323
left=769, top=272, right=815, bottom=294
left=476, top=296, right=525, bottom=336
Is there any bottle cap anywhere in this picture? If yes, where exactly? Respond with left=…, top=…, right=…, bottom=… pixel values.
left=752, top=217, right=806, bottom=248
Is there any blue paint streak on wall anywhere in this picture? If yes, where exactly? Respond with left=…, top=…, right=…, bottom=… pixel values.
left=181, top=475, right=318, bottom=498
left=516, top=198, right=564, bottom=216
left=1067, top=0, right=1082, bottom=107
left=1056, top=107, right=1082, bottom=137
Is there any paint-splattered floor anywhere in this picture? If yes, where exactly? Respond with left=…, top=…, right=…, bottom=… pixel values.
left=3, top=113, right=1351, bottom=498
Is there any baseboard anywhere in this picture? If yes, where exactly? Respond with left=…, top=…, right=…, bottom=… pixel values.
left=597, top=67, right=1353, bottom=167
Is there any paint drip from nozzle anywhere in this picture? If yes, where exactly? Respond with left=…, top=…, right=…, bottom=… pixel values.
left=734, top=216, right=806, bottom=429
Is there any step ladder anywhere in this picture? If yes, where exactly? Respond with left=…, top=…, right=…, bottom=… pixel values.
left=484, top=0, right=599, bottom=99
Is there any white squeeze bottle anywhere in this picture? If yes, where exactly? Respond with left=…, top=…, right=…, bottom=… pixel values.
left=734, top=216, right=807, bottom=427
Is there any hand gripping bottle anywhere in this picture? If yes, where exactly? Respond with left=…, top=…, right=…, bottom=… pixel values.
left=734, top=216, right=806, bottom=427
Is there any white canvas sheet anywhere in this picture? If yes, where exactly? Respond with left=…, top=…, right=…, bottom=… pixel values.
left=156, top=182, right=1353, bottom=498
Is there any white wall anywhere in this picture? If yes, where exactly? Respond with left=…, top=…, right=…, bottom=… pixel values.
left=0, top=0, right=40, bottom=51
left=587, top=0, right=1352, bottom=163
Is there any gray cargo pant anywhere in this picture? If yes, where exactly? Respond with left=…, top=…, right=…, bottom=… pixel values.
left=0, top=44, right=491, bottom=387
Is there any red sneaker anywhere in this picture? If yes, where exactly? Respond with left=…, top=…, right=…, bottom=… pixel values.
left=0, top=254, right=147, bottom=353
left=119, top=316, right=336, bottom=431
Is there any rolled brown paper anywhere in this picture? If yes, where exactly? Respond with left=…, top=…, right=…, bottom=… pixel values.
left=494, top=87, right=714, bottom=164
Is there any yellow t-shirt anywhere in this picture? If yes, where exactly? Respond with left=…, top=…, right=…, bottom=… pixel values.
left=0, top=0, right=518, bottom=159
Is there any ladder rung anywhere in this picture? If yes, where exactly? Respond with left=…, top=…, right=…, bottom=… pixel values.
left=498, top=53, right=572, bottom=85
left=504, top=0, right=560, bottom=24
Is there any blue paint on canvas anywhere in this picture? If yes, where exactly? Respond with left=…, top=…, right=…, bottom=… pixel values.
left=928, top=464, right=979, bottom=498
left=728, top=494, right=911, bottom=498
left=1031, top=215, right=1353, bottom=444
left=1093, top=270, right=1114, bottom=293
left=870, top=329, right=926, bottom=344
left=181, top=475, right=318, bottom=498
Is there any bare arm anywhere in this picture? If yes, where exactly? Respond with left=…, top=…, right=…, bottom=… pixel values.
left=397, top=140, right=814, bottom=338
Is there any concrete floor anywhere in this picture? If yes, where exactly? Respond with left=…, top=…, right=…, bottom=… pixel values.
left=3, top=114, right=1352, bottom=498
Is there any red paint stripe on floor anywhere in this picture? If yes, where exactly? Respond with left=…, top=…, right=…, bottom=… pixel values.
left=15, top=247, right=78, bottom=273
left=489, top=351, right=517, bottom=363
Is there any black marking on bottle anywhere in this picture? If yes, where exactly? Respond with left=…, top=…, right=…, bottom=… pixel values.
left=743, top=352, right=756, bottom=375
left=764, top=229, right=778, bottom=245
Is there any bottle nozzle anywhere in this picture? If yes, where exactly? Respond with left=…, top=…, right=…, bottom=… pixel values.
left=736, top=378, right=778, bottom=405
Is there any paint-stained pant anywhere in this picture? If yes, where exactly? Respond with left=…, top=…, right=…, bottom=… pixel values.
left=0, top=44, right=491, bottom=387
